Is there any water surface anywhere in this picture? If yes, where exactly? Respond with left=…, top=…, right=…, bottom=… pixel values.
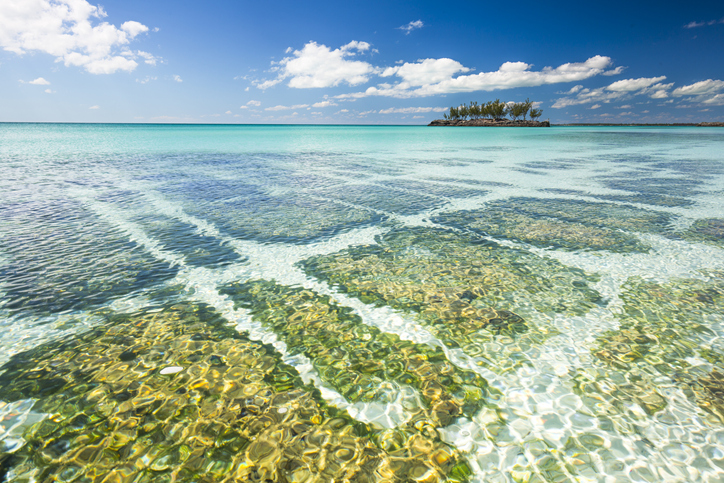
left=1, top=124, right=724, bottom=482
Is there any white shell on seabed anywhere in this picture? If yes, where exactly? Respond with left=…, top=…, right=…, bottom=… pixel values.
left=160, top=366, right=183, bottom=375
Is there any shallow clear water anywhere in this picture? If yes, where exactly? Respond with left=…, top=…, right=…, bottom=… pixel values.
left=1, top=123, right=724, bottom=482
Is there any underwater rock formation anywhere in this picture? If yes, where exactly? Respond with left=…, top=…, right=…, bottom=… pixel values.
left=0, top=302, right=471, bottom=482
left=588, top=272, right=724, bottom=421
left=221, top=280, right=495, bottom=425
left=680, top=219, right=724, bottom=248
left=300, top=227, right=602, bottom=372
left=433, top=203, right=650, bottom=253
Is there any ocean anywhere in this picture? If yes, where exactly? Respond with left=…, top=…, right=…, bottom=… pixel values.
left=1, top=123, right=724, bottom=482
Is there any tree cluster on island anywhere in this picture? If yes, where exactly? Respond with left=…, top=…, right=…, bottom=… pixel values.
left=443, top=98, right=543, bottom=121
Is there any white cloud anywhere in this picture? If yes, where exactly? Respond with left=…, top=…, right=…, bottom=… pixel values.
left=381, top=58, right=470, bottom=86
left=412, top=115, right=424, bottom=119
left=257, top=41, right=376, bottom=89
left=29, top=77, right=50, bottom=85
left=398, top=20, right=424, bottom=35
left=173, top=74, right=182, bottom=82
left=684, top=18, right=724, bottom=28
left=136, top=50, right=158, bottom=66
left=672, top=79, right=724, bottom=97
left=606, top=76, right=666, bottom=92
left=602, top=66, right=626, bottom=76
left=552, top=76, right=672, bottom=108
left=589, top=104, right=601, bottom=109
left=0, top=0, right=153, bottom=74
left=264, top=104, right=309, bottom=111
left=615, top=104, right=632, bottom=109
left=378, top=107, right=448, bottom=114
left=121, top=21, right=147, bottom=37
left=225, top=110, right=232, bottom=114
left=136, top=75, right=156, bottom=84
left=703, top=94, right=724, bottom=106
left=341, top=55, right=612, bottom=99
left=564, top=85, right=584, bottom=94
left=89, top=105, right=99, bottom=109
left=44, top=88, right=54, bottom=93
left=240, top=100, right=261, bottom=109
left=245, top=87, right=249, bottom=91
left=312, top=100, right=337, bottom=108
left=338, top=109, right=349, bottom=113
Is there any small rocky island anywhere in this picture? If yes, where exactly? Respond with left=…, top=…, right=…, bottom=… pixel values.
left=429, top=119, right=550, bottom=127
left=429, top=98, right=549, bottom=127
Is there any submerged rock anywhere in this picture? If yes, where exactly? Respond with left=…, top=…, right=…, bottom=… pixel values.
left=300, top=226, right=602, bottom=372
left=588, top=272, right=724, bottom=420
left=221, top=280, right=495, bottom=424
left=0, top=302, right=470, bottom=482
left=433, top=203, right=650, bottom=253
left=680, top=218, right=724, bottom=248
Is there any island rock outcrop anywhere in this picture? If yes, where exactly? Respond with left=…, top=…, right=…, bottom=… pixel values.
left=428, top=119, right=550, bottom=127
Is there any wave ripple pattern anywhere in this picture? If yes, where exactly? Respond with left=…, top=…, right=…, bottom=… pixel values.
left=1, top=123, right=724, bottom=482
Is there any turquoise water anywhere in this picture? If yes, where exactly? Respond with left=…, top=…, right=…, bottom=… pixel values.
left=1, top=123, right=724, bottom=482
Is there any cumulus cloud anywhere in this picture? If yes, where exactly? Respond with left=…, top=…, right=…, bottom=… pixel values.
left=173, top=74, right=182, bottom=82
left=0, top=0, right=153, bottom=74
left=89, top=105, right=99, bottom=109
left=256, top=41, right=376, bottom=89
left=602, top=66, right=626, bottom=76
left=703, top=94, right=724, bottom=106
left=672, top=79, right=724, bottom=97
left=136, top=75, right=156, bottom=84
left=378, top=107, right=448, bottom=114
left=340, top=55, right=612, bottom=99
left=606, top=76, right=667, bottom=92
left=589, top=104, right=601, bottom=109
left=264, top=104, right=309, bottom=111
left=552, top=75, right=672, bottom=108
left=312, top=100, right=337, bottom=108
left=381, top=58, right=470, bottom=86
left=136, top=50, right=159, bottom=66
left=564, top=85, right=584, bottom=94
left=397, top=20, right=424, bottom=35
left=29, top=77, right=50, bottom=85
left=44, top=88, right=54, bottom=93
left=671, top=79, right=724, bottom=105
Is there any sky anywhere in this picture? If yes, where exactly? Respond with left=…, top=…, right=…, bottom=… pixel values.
left=1, top=0, right=723, bottom=124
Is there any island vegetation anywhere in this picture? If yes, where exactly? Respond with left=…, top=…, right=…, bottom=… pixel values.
left=429, top=98, right=548, bottom=126
left=443, top=98, right=542, bottom=121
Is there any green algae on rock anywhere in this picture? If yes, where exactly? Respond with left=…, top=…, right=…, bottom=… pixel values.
left=473, top=197, right=673, bottom=236
left=679, top=219, right=724, bottom=248
left=588, top=272, right=724, bottom=421
left=433, top=207, right=650, bottom=253
left=220, top=280, right=495, bottom=426
left=300, top=227, right=602, bottom=372
left=311, top=183, right=443, bottom=215
left=0, top=302, right=470, bottom=483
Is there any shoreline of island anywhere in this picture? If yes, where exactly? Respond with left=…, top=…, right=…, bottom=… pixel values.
left=428, top=120, right=724, bottom=127
left=428, top=119, right=550, bottom=127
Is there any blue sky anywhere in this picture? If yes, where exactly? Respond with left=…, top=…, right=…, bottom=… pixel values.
left=1, top=0, right=723, bottom=123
